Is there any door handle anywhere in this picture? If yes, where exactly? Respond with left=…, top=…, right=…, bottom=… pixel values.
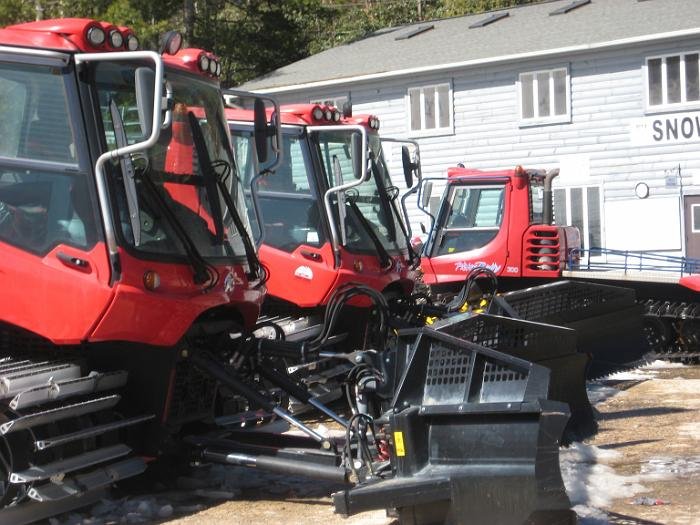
left=300, top=250, right=322, bottom=262
left=56, top=251, right=91, bottom=271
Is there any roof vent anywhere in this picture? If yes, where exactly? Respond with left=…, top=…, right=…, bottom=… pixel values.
left=469, top=12, right=509, bottom=29
left=550, top=0, right=591, bottom=15
left=395, top=24, right=434, bottom=40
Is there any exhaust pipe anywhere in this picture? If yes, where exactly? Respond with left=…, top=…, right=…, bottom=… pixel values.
left=542, top=168, right=559, bottom=225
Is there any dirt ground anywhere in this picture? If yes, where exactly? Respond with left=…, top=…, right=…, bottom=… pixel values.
left=583, top=365, right=700, bottom=525
left=153, top=363, right=699, bottom=525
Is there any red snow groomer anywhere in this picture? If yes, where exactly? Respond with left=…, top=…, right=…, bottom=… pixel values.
left=415, top=164, right=698, bottom=376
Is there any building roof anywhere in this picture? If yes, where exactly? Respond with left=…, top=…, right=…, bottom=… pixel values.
left=239, top=0, right=700, bottom=92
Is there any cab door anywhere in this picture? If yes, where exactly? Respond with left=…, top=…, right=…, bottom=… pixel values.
left=427, top=183, right=509, bottom=282
left=0, top=55, right=112, bottom=344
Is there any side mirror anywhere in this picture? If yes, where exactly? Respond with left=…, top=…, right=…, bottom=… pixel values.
left=253, top=98, right=269, bottom=164
left=135, top=67, right=156, bottom=139
left=402, top=145, right=414, bottom=188
left=351, top=131, right=364, bottom=180
left=421, top=181, right=433, bottom=209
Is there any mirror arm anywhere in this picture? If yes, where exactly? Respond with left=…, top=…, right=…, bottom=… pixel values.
left=309, top=124, right=368, bottom=268
left=74, top=50, right=163, bottom=270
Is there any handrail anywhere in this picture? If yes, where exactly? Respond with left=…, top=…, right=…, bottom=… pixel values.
left=566, top=247, right=700, bottom=277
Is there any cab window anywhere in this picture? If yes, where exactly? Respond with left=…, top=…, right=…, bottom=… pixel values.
left=0, top=62, right=96, bottom=254
left=436, top=185, right=505, bottom=256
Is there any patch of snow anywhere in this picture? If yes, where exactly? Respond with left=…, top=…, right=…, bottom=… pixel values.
left=640, top=456, right=700, bottom=478
left=586, top=383, right=622, bottom=405
left=641, top=360, right=687, bottom=369
left=561, top=443, right=649, bottom=524
left=601, top=369, right=657, bottom=381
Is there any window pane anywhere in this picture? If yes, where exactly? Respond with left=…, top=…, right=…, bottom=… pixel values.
left=570, top=188, right=583, bottom=248
left=409, top=89, right=421, bottom=130
left=424, top=88, right=436, bottom=129
left=0, top=63, right=77, bottom=163
left=437, top=84, right=450, bottom=128
left=553, top=69, right=567, bottom=115
left=537, top=72, right=550, bottom=117
left=587, top=187, right=601, bottom=254
left=648, top=58, right=662, bottom=105
left=667, top=56, right=681, bottom=103
left=521, top=74, right=534, bottom=119
left=686, top=54, right=699, bottom=102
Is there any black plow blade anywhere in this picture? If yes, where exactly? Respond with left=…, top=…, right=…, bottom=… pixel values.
left=495, top=281, right=650, bottom=379
left=431, top=313, right=596, bottom=443
left=334, top=329, right=576, bottom=525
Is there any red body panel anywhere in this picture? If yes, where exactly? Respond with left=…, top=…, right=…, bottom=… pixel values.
left=679, top=275, right=700, bottom=292
left=0, top=240, right=113, bottom=344
left=91, top=250, right=263, bottom=345
left=260, top=242, right=413, bottom=307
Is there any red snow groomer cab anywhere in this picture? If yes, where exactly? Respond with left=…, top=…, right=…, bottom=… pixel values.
left=420, top=165, right=580, bottom=288
left=0, top=19, right=267, bottom=522
left=227, top=104, right=417, bottom=312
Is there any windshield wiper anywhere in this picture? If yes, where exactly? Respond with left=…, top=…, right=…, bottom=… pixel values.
left=187, top=112, right=225, bottom=246
left=371, top=156, right=420, bottom=267
left=110, top=100, right=141, bottom=246
left=110, top=103, right=212, bottom=285
left=188, top=112, right=263, bottom=280
left=346, top=194, right=392, bottom=271
left=371, top=157, right=397, bottom=243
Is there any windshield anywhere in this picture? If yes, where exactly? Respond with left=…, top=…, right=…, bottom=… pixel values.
left=231, top=128, right=325, bottom=253
left=435, top=184, right=505, bottom=256
left=315, top=130, right=407, bottom=254
left=95, top=63, right=252, bottom=260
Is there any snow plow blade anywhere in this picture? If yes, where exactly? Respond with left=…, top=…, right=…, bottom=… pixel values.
left=494, top=280, right=649, bottom=378
left=334, top=329, right=575, bottom=525
left=429, top=313, right=595, bottom=443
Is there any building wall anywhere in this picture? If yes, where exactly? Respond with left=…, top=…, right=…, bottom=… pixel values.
left=265, top=35, right=700, bottom=256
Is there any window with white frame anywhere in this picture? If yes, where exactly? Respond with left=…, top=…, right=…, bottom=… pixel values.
left=407, top=83, right=452, bottom=134
left=646, top=53, right=700, bottom=108
left=693, top=204, right=700, bottom=233
left=553, top=185, right=603, bottom=256
left=519, top=67, right=569, bottom=123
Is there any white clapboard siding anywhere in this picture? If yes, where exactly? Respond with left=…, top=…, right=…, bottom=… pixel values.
left=260, top=35, right=700, bottom=253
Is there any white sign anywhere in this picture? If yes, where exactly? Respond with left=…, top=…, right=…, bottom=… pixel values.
left=630, top=111, right=700, bottom=145
left=605, top=197, right=681, bottom=251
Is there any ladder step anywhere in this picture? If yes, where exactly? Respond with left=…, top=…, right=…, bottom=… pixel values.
left=10, top=444, right=131, bottom=483
left=10, top=370, right=128, bottom=410
left=0, top=363, right=81, bottom=399
left=35, top=413, right=154, bottom=451
left=0, top=395, right=121, bottom=435
left=0, top=488, right=106, bottom=525
left=27, top=457, right=147, bottom=502
left=0, top=359, right=33, bottom=372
